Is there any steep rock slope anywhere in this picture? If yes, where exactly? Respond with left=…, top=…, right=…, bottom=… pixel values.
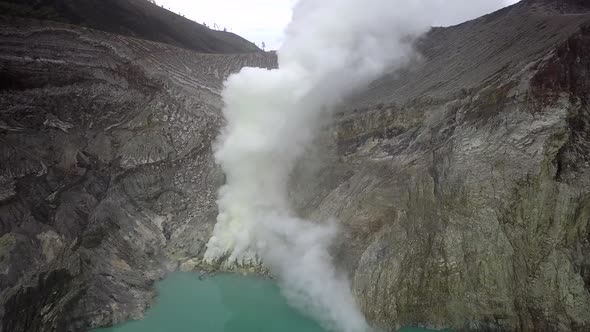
left=0, top=0, right=260, bottom=53
left=1, top=0, right=590, bottom=331
left=288, top=0, right=590, bottom=330
left=0, top=15, right=274, bottom=331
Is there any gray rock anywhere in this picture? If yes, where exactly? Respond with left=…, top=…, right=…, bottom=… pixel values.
left=0, top=15, right=274, bottom=332
left=1, top=0, right=590, bottom=331
left=290, top=1, right=590, bottom=331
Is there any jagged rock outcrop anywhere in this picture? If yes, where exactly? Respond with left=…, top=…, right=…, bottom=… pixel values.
left=1, top=0, right=590, bottom=331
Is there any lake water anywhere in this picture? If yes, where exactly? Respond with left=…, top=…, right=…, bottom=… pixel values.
left=92, top=272, right=440, bottom=332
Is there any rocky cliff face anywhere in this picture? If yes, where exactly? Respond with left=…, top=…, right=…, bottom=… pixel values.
left=299, top=1, right=590, bottom=330
left=1, top=0, right=590, bottom=331
left=0, top=15, right=274, bottom=331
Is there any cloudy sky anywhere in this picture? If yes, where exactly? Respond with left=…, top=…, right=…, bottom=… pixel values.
left=156, top=0, right=521, bottom=50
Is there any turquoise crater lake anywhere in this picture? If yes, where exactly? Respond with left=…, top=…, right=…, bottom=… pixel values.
left=92, top=272, right=440, bottom=332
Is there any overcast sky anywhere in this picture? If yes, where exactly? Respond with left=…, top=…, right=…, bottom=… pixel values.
left=156, top=0, right=521, bottom=50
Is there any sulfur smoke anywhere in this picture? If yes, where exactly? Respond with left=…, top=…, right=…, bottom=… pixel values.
left=203, top=1, right=516, bottom=331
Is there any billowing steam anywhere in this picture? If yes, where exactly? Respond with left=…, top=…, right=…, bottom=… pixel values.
left=203, top=1, right=517, bottom=331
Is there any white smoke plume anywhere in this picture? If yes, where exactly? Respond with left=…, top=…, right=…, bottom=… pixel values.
left=203, top=1, right=517, bottom=331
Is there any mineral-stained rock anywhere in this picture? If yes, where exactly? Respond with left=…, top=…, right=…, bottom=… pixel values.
left=1, top=0, right=590, bottom=331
